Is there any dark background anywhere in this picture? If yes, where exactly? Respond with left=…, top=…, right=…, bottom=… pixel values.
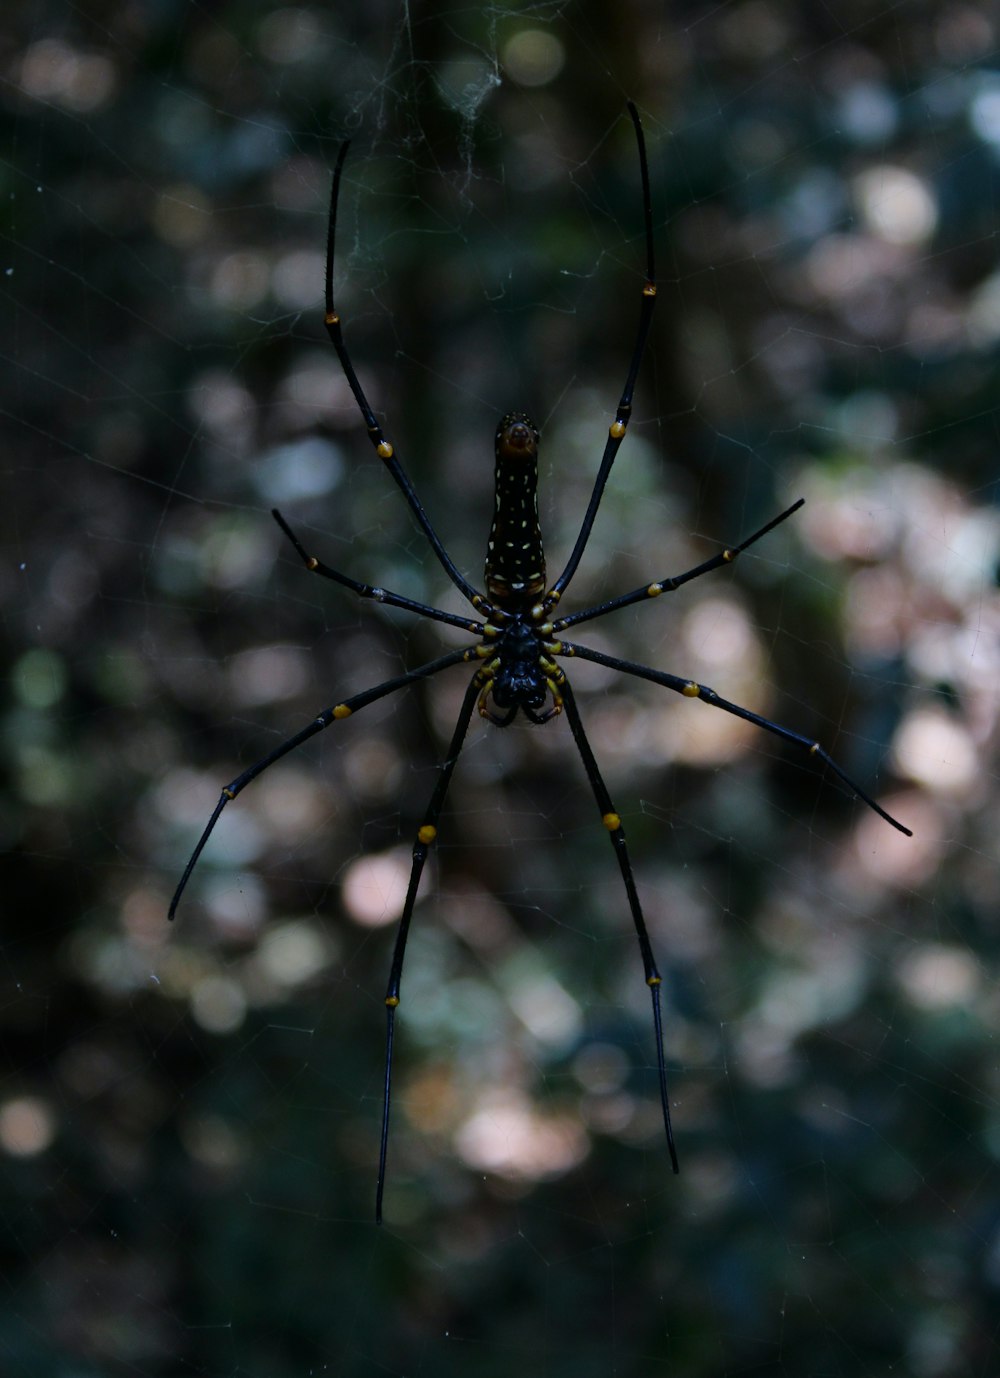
left=3, top=1, right=998, bottom=1374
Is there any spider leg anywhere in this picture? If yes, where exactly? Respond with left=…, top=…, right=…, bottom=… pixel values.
left=272, top=508, right=486, bottom=636
left=324, top=142, right=486, bottom=613
left=549, top=102, right=657, bottom=601
left=560, top=678, right=679, bottom=1173
left=168, top=646, right=473, bottom=921
left=551, top=498, right=805, bottom=634
left=376, top=672, right=481, bottom=1223
left=559, top=639, right=913, bottom=836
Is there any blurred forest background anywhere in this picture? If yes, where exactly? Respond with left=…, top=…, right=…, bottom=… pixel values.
left=3, top=1, right=999, bottom=1375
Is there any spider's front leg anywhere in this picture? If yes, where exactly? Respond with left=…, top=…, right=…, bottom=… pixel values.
left=560, top=639, right=912, bottom=836
left=375, top=672, right=482, bottom=1224
left=560, top=677, right=679, bottom=1172
left=168, top=647, right=474, bottom=922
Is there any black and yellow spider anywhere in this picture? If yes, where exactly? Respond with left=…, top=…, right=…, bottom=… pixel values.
left=170, top=104, right=911, bottom=1222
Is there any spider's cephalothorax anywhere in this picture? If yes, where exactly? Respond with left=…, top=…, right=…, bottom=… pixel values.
left=476, top=615, right=564, bottom=727
left=171, top=103, right=911, bottom=1224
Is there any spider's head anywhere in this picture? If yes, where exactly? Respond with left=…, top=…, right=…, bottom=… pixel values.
left=484, top=619, right=550, bottom=724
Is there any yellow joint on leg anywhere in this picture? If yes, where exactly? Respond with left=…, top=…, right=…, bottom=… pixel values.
left=602, top=811, right=621, bottom=831
left=376, top=440, right=394, bottom=459
left=306, top=556, right=319, bottom=570
left=643, top=282, right=657, bottom=298
left=385, top=995, right=400, bottom=1008
left=682, top=681, right=700, bottom=698
left=223, top=788, right=235, bottom=800
left=333, top=703, right=352, bottom=719
left=647, top=582, right=663, bottom=598
left=325, top=311, right=339, bottom=326
left=418, top=824, right=437, bottom=845
left=647, top=974, right=662, bottom=988
left=609, top=419, right=627, bottom=439
left=722, top=548, right=735, bottom=563
left=809, top=742, right=820, bottom=756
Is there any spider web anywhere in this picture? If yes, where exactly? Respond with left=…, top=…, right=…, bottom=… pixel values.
left=3, top=1, right=999, bottom=1374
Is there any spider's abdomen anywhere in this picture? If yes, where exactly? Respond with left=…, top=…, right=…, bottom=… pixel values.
left=485, top=413, right=546, bottom=610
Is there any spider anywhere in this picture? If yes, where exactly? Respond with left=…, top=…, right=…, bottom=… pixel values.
left=170, top=103, right=911, bottom=1222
